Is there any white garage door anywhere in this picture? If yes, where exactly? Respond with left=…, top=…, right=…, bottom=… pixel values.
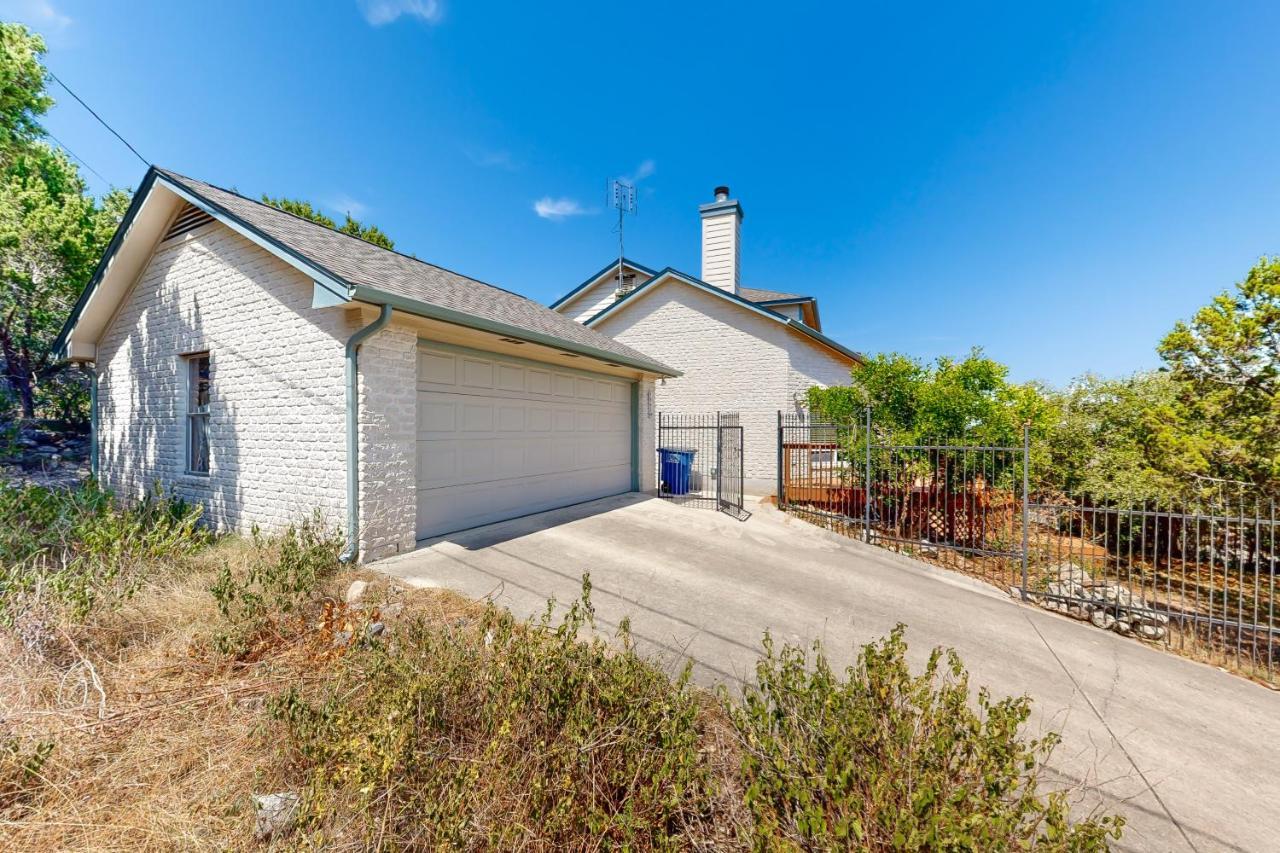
left=416, top=343, right=633, bottom=539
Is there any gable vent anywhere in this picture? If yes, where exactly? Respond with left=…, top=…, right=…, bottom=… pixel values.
left=163, top=203, right=214, bottom=241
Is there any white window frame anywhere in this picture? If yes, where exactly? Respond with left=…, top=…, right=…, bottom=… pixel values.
left=184, top=352, right=211, bottom=475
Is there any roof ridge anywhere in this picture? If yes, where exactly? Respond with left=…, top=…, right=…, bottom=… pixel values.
left=155, top=167, right=536, bottom=304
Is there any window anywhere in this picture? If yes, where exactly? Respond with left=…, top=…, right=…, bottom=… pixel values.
left=185, top=353, right=211, bottom=474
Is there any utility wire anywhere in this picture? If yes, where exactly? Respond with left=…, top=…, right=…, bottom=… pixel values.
left=47, top=71, right=150, bottom=168
left=44, top=130, right=111, bottom=186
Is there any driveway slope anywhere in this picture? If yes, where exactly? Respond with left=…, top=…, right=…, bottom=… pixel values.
left=378, top=494, right=1279, bottom=853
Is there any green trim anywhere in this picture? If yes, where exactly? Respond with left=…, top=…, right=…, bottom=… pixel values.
left=356, top=285, right=678, bottom=377
left=54, top=168, right=160, bottom=358
left=585, top=268, right=862, bottom=364
left=416, top=338, right=641, bottom=384
left=630, top=382, right=640, bottom=491
left=549, top=257, right=656, bottom=310
left=157, top=175, right=352, bottom=298
left=340, top=304, right=394, bottom=564
left=86, top=363, right=98, bottom=481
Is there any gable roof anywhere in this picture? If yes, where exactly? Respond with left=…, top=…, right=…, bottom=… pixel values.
left=549, top=257, right=657, bottom=310
left=584, top=268, right=862, bottom=364
left=739, top=286, right=809, bottom=304
left=56, top=167, right=677, bottom=377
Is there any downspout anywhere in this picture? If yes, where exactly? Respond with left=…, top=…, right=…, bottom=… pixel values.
left=339, top=304, right=393, bottom=564
left=85, top=363, right=98, bottom=482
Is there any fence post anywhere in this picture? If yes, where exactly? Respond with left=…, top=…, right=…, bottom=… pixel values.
left=776, top=411, right=784, bottom=507
left=1021, top=422, right=1030, bottom=600
left=864, top=405, right=872, bottom=543
left=716, top=411, right=723, bottom=508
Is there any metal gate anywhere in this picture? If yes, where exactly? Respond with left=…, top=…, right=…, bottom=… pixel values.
left=657, top=412, right=746, bottom=518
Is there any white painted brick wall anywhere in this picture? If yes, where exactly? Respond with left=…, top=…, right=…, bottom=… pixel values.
left=356, top=321, right=418, bottom=560
left=96, top=222, right=352, bottom=537
left=636, top=378, right=657, bottom=492
left=560, top=262, right=652, bottom=323
left=594, top=282, right=853, bottom=493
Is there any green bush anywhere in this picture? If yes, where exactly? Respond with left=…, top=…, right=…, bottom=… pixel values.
left=0, top=480, right=209, bottom=623
left=726, top=626, right=1123, bottom=850
left=270, top=576, right=718, bottom=849
left=208, top=514, right=342, bottom=656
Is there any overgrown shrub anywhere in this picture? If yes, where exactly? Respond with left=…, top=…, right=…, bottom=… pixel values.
left=270, top=577, right=720, bottom=849
left=209, top=514, right=342, bottom=656
left=0, top=738, right=54, bottom=816
left=726, top=626, right=1124, bottom=850
left=0, top=480, right=209, bottom=623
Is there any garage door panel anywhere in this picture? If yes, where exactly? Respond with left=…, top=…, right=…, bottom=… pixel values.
left=416, top=344, right=632, bottom=539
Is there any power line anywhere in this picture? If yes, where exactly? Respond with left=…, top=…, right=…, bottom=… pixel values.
left=44, top=130, right=111, bottom=186
left=47, top=71, right=150, bottom=168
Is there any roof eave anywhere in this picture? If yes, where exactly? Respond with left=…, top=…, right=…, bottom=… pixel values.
left=585, top=268, right=860, bottom=364
left=549, top=257, right=657, bottom=310
left=53, top=166, right=161, bottom=359
left=785, top=318, right=863, bottom=363
left=351, top=284, right=680, bottom=378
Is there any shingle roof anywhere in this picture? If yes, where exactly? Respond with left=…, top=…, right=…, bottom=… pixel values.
left=154, top=168, right=676, bottom=375
left=739, top=286, right=810, bottom=303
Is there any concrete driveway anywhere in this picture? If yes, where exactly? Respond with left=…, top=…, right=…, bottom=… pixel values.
left=377, top=493, right=1279, bottom=852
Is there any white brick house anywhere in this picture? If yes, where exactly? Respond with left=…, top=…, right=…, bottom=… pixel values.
left=550, top=187, right=861, bottom=493
left=56, top=167, right=676, bottom=562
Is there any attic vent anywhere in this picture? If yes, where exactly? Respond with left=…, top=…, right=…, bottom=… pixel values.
left=164, top=204, right=213, bottom=241
left=613, top=272, right=637, bottom=299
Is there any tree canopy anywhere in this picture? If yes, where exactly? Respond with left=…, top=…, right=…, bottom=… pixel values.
left=808, top=258, right=1280, bottom=503
left=260, top=195, right=395, bottom=250
left=0, top=24, right=129, bottom=423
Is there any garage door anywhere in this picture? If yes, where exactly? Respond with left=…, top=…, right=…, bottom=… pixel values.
left=415, top=343, right=633, bottom=539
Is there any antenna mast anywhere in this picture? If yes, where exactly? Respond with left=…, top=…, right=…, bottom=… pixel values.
left=607, top=178, right=637, bottom=296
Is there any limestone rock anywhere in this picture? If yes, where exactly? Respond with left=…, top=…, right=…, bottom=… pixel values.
left=344, top=580, right=368, bottom=605
left=253, top=792, right=299, bottom=841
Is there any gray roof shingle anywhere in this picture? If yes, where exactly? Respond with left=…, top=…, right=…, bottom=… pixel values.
left=739, top=286, right=810, bottom=303
left=156, top=168, right=676, bottom=375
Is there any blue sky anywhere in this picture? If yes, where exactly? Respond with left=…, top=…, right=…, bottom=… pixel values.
left=5, top=0, right=1279, bottom=385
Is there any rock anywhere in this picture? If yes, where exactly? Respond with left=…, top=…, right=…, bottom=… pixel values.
left=252, top=792, right=299, bottom=841
left=1051, top=562, right=1090, bottom=585
left=332, top=630, right=352, bottom=648
left=1090, top=610, right=1117, bottom=630
left=380, top=602, right=404, bottom=618
left=367, top=621, right=386, bottom=638
left=1137, top=624, right=1167, bottom=640
left=344, top=580, right=368, bottom=605
left=1114, top=620, right=1132, bottom=635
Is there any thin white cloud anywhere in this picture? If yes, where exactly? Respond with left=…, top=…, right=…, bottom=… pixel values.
left=357, top=0, right=443, bottom=26
left=625, top=159, right=656, bottom=184
left=533, top=197, right=591, bottom=220
left=324, top=194, right=369, bottom=219
left=464, top=146, right=519, bottom=171
left=1, top=0, right=72, bottom=30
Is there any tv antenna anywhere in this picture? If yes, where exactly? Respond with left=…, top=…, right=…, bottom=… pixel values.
left=607, top=178, right=637, bottom=296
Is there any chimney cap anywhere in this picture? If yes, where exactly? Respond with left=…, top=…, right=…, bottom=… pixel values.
left=714, top=185, right=730, bottom=201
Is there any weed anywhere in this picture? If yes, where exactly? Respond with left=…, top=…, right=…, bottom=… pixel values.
left=209, top=513, right=342, bottom=656
left=725, top=625, right=1124, bottom=850
left=0, top=480, right=208, bottom=625
left=270, top=575, right=721, bottom=848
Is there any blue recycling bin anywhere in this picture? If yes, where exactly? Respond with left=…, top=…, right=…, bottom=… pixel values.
left=659, top=447, right=695, bottom=495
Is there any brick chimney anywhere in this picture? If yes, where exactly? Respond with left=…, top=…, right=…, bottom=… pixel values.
left=700, top=185, right=743, bottom=293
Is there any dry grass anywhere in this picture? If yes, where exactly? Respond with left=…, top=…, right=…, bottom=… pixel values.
left=0, top=541, right=481, bottom=851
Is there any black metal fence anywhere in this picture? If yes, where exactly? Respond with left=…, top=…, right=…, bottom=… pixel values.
left=777, top=410, right=1278, bottom=682
left=657, top=412, right=745, bottom=515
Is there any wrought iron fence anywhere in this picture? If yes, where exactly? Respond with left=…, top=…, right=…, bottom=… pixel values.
left=777, top=410, right=1278, bottom=681
left=658, top=412, right=743, bottom=513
